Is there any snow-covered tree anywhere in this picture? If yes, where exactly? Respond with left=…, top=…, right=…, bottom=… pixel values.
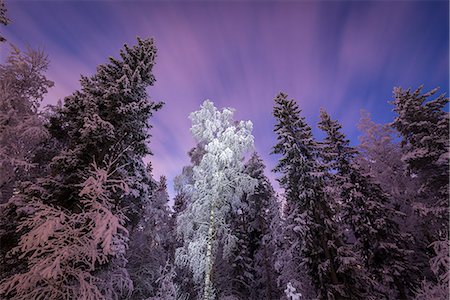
left=390, top=86, right=449, bottom=298
left=176, top=100, right=256, bottom=300
left=127, top=172, right=174, bottom=300
left=222, top=152, right=281, bottom=299
left=415, top=240, right=449, bottom=300
left=391, top=86, right=449, bottom=237
left=318, top=108, right=416, bottom=298
left=46, top=37, right=162, bottom=228
left=0, top=37, right=162, bottom=298
left=0, top=159, right=132, bottom=300
left=390, top=86, right=449, bottom=217
left=272, top=93, right=369, bottom=299
left=172, top=144, right=205, bottom=300
left=356, top=111, right=427, bottom=286
left=0, top=46, right=54, bottom=283
left=0, top=46, right=54, bottom=204
left=0, top=0, right=9, bottom=42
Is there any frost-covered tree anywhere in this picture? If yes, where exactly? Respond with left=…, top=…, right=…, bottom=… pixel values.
left=356, top=111, right=427, bottom=287
left=391, top=86, right=448, bottom=217
left=223, top=152, right=281, bottom=299
left=0, top=46, right=54, bottom=283
left=127, top=172, right=174, bottom=300
left=172, top=144, right=205, bottom=300
left=176, top=100, right=256, bottom=299
left=318, top=109, right=415, bottom=298
left=0, top=0, right=10, bottom=42
left=0, top=46, right=53, bottom=204
left=390, top=86, right=449, bottom=298
left=0, top=160, right=132, bottom=300
left=391, top=86, right=448, bottom=240
left=1, top=37, right=162, bottom=298
left=272, top=93, right=368, bottom=299
left=46, top=37, right=162, bottom=228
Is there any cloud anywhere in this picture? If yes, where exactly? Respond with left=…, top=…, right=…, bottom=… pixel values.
left=4, top=1, right=448, bottom=199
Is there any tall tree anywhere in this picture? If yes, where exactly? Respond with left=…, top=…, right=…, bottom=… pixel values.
left=390, top=86, right=449, bottom=298
left=242, top=153, right=281, bottom=299
left=0, top=37, right=162, bottom=298
left=175, top=100, right=256, bottom=300
left=127, top=171, right=173, bottom=299
left=0, top=159, right=132, bottom=299
left=220, top=152, right=281, bottom=299
left=356, top=111, right=426, bottom=286
left=0, top=47, right=54, bottom=204
left=390, top=86, right=449, bottom=240
left=0, top=46, right=54, bottom=283
left=0, top=0, right=10, bottom=42
left=318, top=108, right=415, bottom=298
left=272, top=93, right=367, bottom=299
left=46, top=37, right=162, bottom=228
left=172, top=144, right=205, bottom=300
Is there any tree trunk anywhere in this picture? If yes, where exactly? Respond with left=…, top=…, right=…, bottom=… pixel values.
left=203, top=204, right=215, bottom=300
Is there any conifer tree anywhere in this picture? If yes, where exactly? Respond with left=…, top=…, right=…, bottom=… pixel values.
left=0, top=46, right=54, bottom=283
left=0, top=47, right=54, bottom=204
left=47, top=37, right=162, bottom=228
left=390, top=86, right=449, bottom=239
left=318, top=109, right=416, bottom=298
left=0, top=38, right=162, bottom=298
left=225, top=152, right=281, bottom=299
left=390, top=86, right=449, bottom=298
left=127, top=171, right=173, bottom=299
left=272, top=93, right=367, bottom=299
left=0, top=0, right=10, bottom=42
left=244, top=153, right=281, bottom=299
left=176, top=100, right=256, bottom=300
left=356, top=112, right=426, bottom=286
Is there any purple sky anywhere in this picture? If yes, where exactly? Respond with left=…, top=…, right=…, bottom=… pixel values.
left=1, top=0, right=448, bottom=197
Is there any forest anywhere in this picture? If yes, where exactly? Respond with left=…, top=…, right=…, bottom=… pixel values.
left=0, top=1, right=449, bottom=300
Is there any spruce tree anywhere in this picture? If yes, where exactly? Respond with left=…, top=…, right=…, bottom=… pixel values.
left=0, top=47, right=54, bottom=204
left=0, top=46, right=54, bottom=283
left=356, top=112, right=426, bottom=287
left=390, top=86, right=449, bottom=298
left=0, top=38, right=162, bottom=299
left=223, top=152, right=281, bottom=299
left=318, top=109, right=416, bottom=298
left=272, top=93, right=366, bottom=299
left=0, top=0, right=10, bottom=42
left=390, top=86, right=449, bottom=239
left=243, top=153, right=281, bottom=299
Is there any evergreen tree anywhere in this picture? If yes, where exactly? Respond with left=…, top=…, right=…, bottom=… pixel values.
left=244, top=153, right=281, bottom=299
left=390, top=86, right=449, bottom=298
left=0, top=159, right=132, bottom=299
left=0, top=38, right=162, bottom=298
left=272, top=93, right=366, bottom=299
left=0, top=46, right=54, bottom=283
left=356, top=111, right=426, bottom=286
left=318, top=109, right=415, bottom=298
left=390, top=86, right=449, bottom=240
left=0, top=46, right=54, bottom=204
left=47, top=37, right=162, bottom=228
left=175, top=100, right=256, bottom=300
left=127, top=171, right=173, bottom=299
left=0, top=0, right=10, bottom=42
left=225, top=152, right=281, bottom=299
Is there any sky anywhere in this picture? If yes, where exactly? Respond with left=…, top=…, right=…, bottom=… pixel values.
left=1, top=0, right=448, bottom=198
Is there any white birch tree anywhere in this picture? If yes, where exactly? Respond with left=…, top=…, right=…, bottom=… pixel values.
left=175, top=100, right=256, bottom=300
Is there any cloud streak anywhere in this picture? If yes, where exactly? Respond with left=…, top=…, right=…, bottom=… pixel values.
left=2, top=1, right=448, bottom=198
